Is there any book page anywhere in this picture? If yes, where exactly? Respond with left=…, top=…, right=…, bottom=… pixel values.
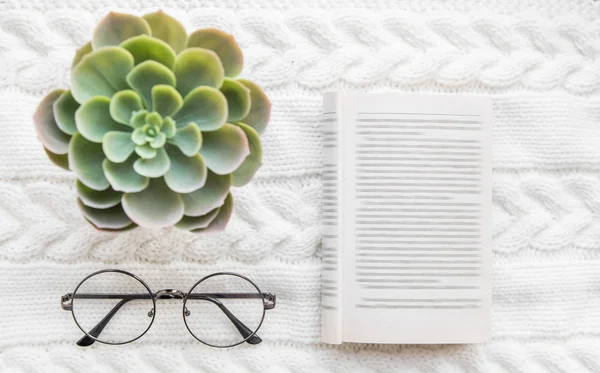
left=340, top=93, right=492, bottom=344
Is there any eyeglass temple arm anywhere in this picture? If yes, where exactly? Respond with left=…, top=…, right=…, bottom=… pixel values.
left=186, top=294, right=262, bottom=344
left=62, top=293, right=269, bottom=347
left=76, top=297, right=131, bottom=347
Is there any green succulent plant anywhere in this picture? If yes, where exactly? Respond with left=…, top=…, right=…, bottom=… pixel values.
left=33, top=11, right=270, bottom=232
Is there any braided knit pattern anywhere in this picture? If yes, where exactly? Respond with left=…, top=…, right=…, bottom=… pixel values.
left=1, top=1, right=600, bottom=372
left=2, top=172, right=600, bottom=263
left=0, top=178, right=322, bottom=263
left=0, top=9, right=599, bottom=94
left=1, top=339, right=600, bottom=373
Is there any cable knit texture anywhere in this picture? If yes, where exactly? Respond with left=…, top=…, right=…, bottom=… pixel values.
left=1, top=0, right=600, bottom=372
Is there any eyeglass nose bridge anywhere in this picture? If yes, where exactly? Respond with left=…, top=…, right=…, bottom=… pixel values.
left=149, top=289, right=188, bottom=318
left=154, top=289, right=185, bottom=300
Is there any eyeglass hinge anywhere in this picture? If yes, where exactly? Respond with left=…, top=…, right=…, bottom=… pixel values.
left=263, top=293, right=276, bottom=310
left=61, top=293, right=73, bottom=311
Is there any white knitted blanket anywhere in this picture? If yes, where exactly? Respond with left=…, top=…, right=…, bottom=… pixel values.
left=1, top=0, right=600, bottom=371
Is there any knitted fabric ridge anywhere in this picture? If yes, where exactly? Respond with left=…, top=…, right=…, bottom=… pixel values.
left=1, top=1, right=600, bottom=371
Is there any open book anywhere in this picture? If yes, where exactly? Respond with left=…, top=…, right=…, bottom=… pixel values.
left=321, top=92, right=492, bottom=344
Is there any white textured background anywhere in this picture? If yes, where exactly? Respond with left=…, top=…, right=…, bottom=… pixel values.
left=1, top=0, right=600, bottom=372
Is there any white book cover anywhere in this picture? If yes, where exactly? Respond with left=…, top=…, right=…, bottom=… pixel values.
left=321, top=92, right=493, bottom=344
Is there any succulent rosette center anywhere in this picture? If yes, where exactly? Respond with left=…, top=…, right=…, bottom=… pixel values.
left=129, top=111, right=173, bottom=158
left=33, top=11, right=271, bottom=232
left=132, top=111, right=169, bottom=149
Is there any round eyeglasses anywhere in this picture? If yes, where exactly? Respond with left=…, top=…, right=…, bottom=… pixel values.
left=61, top=269, right=276, bottom=348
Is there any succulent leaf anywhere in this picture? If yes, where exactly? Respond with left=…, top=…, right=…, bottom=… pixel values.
left=145, top=112, right=162, bottom=127
left=142, top=11, right=187, bottom=54
left=135, top=143, right=157, bottom=159
left=173, top=48, right=224, bottom=97
left=231, top=122, right=262, bottom=187
left=75, top=96, right=129, bottom=143
left=120, top=35, right=177, bottom=70
left=130, top=110, right=148, bottom=128
left=53, top=90, right=79, bottom=135
left=92, top=12, right=151, bottom=50
left=172, top=86, right=227, bottom=131
left=191, top=193, right=233, bottom=233
left=164, top=147, right=207, bottom=193
left=102, top=131, right=136, bottom=163
left=151, top=85, right=183, bottom=117
left=44, top=148, right=69, bottom=170
left=103, top=156, right=149, bottom=193
left=133, top=147, right=171, bottom=177
left=181, top=170, right=231, bottom=217
left=77, top=180, right=122, bottom=209
left=110, top=90, right=143, bottom=125
left=122, top=177, right=184, bottom=229
left=175, top=207, right=220, bottom=230
left=162, top=117, right=176, bottom=138
left=70, top=47, right=134, bottom=104
left=71, top=41, right=92, bottom=68
left=187, top=29, right=243, bottom=78
left=77, top=198, right=134, bottom=230
left=131, top=127, right=148, bottom=145
left=167, top=122, right=202, bottom=156
left=238, top=79, right=271, bottom=134
left=221, top=78, right=251, bottom=123
left=33, top=89, right=71, bottom=154
left=126, top=60, right=176, bottom=109
left=69, top=132, right=110, bottom=191
left=200, top=123, right=250, bottom=175
left=150, top=132, right=167, bottom=148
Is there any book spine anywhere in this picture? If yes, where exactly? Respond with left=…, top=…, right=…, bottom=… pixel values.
left=320, top=92, right=343, bottom=344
